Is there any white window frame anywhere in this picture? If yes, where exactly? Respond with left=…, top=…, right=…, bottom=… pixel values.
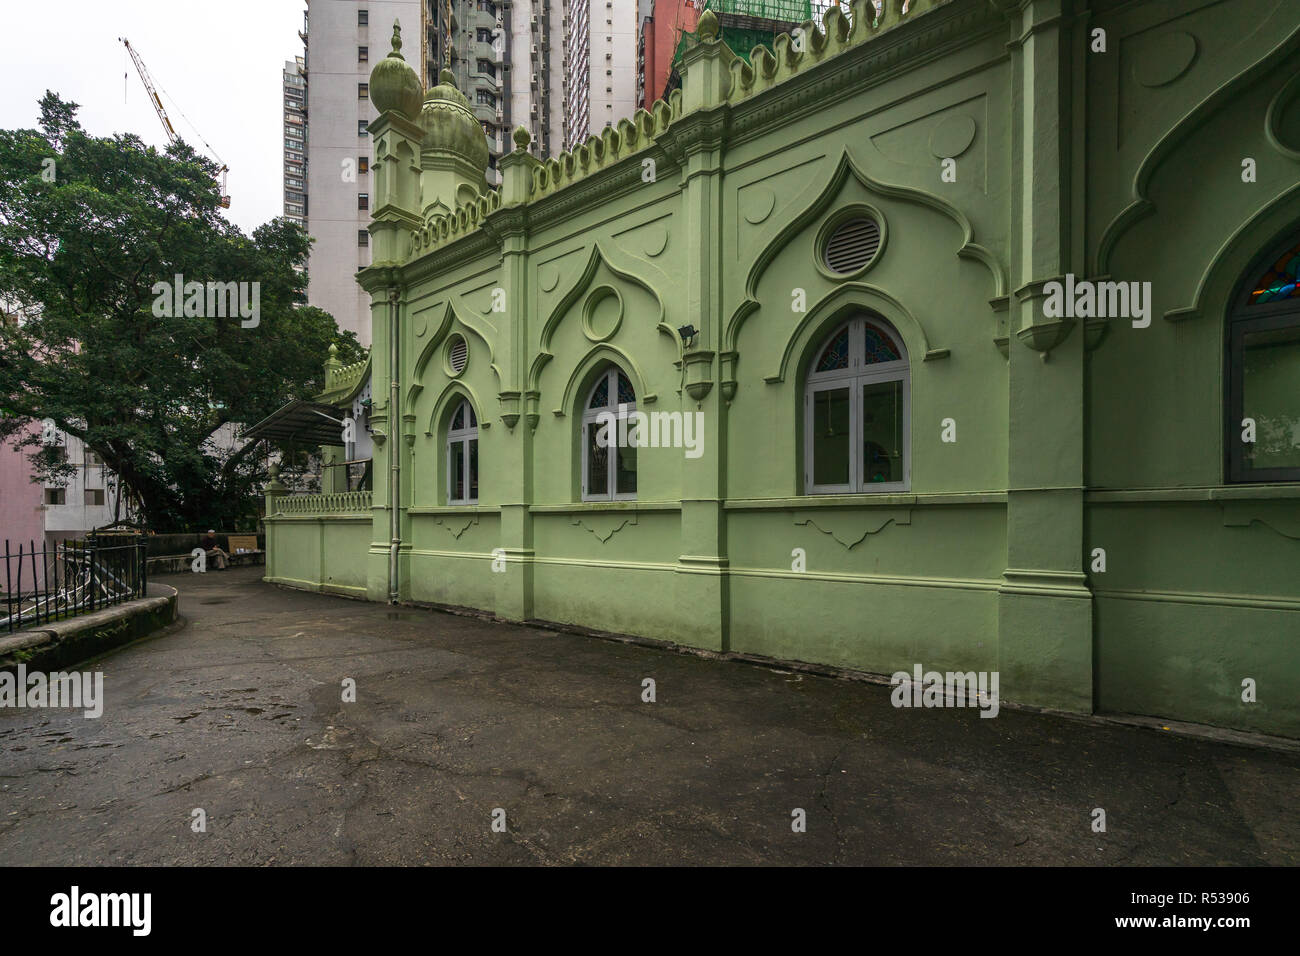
left=581, top=367, right=637, bottom=502
left=446, top=399, right=479, bottom=505
left=804, top=317, right=910, bottom=494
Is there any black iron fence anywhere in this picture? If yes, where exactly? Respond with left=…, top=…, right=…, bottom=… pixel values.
left=2, top=538, right=147, bottom=634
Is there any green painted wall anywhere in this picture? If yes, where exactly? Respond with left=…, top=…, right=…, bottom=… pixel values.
left=269, top=0, right=1300, bottom=738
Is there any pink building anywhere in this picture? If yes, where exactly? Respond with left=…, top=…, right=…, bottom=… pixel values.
left=0, top=423, right=44, bottom=549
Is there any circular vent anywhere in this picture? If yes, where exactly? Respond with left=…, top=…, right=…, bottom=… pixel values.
left=824, top=217, right=882, bottom=275
left=448, top=336, right=468, bottom=374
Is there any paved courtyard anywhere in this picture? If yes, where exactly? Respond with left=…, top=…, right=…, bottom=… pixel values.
left=1, top=565, right=1297, bottom=865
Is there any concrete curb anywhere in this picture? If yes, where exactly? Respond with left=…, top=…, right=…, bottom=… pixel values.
left=0, top=582, right=179, bottom=674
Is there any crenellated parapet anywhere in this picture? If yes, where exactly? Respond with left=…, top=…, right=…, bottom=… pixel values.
left=370, top=0, right=954, bottom=264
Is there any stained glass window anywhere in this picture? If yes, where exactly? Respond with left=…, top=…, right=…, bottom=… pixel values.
left=589, top=376, right=609, bottom=409
left=1251, top=240, right=1300, bottom=304
left=617, top=372, right=636, bottom=406
left=864, top=322, right=902, bottom=364
left=451, top=403, right=464, bottom=430
left=816, top=327, right=850, bottom=371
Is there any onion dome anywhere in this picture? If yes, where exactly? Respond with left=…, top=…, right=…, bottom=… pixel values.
left=419, top=69, right=490, bottom=175
left=369, top=21, right=423, bottom=120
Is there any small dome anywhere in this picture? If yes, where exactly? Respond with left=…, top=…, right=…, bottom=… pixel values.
left=370, top=21, right=422, bottom=120
left=419, top=69, right=489, bottom=174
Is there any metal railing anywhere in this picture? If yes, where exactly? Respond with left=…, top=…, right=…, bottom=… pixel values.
left=2, top=538, right=147, bottom=634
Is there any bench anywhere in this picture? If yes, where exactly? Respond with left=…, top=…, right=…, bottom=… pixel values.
left=146, top=534, right=264, bottom=575
left=226, top=535, right=261, bottom=557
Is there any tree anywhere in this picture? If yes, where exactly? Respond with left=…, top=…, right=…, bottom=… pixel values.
left=0, top=93, right=364, bottom=531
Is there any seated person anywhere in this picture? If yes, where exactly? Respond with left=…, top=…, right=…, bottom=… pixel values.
left=201, top=530, right=228, bottom=570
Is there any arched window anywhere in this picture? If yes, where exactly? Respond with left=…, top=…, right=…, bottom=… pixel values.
left=804, top=316, right=909, bottom=494
left=1227, top=236, right=1300, bottom=482
left=581, top=366, right=637, bottom=501
left=447, top=398, right=478, bottom=504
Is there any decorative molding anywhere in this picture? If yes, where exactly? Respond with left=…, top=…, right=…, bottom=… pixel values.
left=530, top=242, right=670, bottom=402
left=1095, top=23, right=1300, bottom=275
left=435, top=514, right=480, bottom=539
left=794, top=508, right=913, bottom=550
left=571, top=513, right=639, bottom=543
left=1221, top=501, right=1300, bottom=541
left=761, top=281, right=935, bottom=385
left=726, top=147, right=1005, bottom=358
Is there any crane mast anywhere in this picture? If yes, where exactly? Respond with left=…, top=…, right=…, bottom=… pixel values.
left=119, top=37, right=230, bottom=208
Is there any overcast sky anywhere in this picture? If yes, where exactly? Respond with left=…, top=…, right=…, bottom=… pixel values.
left=0, top=0, right=306, bottom=236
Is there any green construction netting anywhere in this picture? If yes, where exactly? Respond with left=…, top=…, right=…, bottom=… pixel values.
left=673, top=26, right=778, bottom=66
left=704, top=0, right=814, bottom=20
left=670, top=0, right=822, bottom=68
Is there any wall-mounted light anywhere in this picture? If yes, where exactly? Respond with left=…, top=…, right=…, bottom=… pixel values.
left=677, top=324, right=698, bottom=349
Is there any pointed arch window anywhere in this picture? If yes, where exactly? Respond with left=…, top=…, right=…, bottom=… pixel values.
left=582, top=366, right=637, bottom=501
left=447, top=399, right=479, bottom=504
left=804, top=317, right=909, bottom=494
left=1228, top=236, right=1300, bottom=482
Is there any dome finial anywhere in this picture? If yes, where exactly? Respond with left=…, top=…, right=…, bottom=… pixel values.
left=698, top=9, right=719, bottom=41
left=513, top=126, right=530, bottom=151
left=439, top=68, right=457, bottom=89
left=370, top=18, right=422, bottom=118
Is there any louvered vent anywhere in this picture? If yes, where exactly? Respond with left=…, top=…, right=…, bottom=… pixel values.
left=449, top=337, right=468, bottom=373
left=824, top=217, right=881, bottom=274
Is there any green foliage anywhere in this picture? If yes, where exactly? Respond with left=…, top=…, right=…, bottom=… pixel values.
left=0, top=93, right=365, bottom=531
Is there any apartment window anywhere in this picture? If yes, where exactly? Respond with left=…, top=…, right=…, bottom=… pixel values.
left=446, top=399, right=479, bottom=505
left=358, top=156, right=369, bottom=174
left=359, top=9, right=369, bottom=26
left=477, top=28, right=493, bottom=43
left=477, top=59, right=496, bottom=78
left=358, top=230, right=369, bottom=247
left=804, top=317, right=910, bottom=494
left=358, top=120, right=368, bottom=136
left=359, top=82, right=369, bottom=98
left=1227, top=235, right=1300, bottom=482
left=358, top=193, right=369, bottom=211
left=44, top=487, right=65, bottom=505
left=85, top=489, right=105, bottom=507
left=358, top=46, right=369, bottom=62
left=476, top=90, right=497, bottom=108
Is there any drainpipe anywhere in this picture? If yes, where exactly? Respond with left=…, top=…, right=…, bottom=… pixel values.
left=388, top=285, right=401, bottom=604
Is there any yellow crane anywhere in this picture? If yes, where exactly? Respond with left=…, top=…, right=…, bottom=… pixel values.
left=119, top=37, right=231, bottom=208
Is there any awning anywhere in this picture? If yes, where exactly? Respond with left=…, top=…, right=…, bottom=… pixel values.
left=241, top=399, right=349, bottom=445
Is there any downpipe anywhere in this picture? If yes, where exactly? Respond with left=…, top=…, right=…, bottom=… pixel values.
left=388, top=286, right=400, bottom=604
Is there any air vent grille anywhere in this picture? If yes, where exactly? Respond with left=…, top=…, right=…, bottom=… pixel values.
left=824, top=217, right=881, bottom=274
left=449, top=337, right=468, bottom=373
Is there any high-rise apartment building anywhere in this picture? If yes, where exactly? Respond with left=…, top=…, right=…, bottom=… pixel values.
left=293, top=0, right=529, bottom=344
left=282, top=58, right=307, bottom=228
left=563, top=0, right=639, bottom=151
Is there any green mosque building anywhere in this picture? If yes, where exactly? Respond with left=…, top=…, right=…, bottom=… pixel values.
left=258, top=0, right=1300, bottom=738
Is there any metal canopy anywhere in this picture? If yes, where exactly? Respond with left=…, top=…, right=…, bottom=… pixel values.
left=241, top=399, right=347, bottom=446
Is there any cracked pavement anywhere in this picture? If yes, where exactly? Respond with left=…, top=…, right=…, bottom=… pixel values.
left=1, top=566, right=1297, bottom=865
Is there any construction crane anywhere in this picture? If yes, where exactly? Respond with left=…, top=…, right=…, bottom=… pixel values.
left=119, top=37, right=231, bottom=208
